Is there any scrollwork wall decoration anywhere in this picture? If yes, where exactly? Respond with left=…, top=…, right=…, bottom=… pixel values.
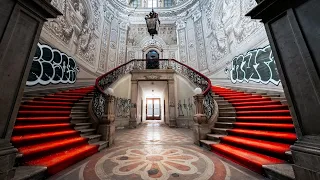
left=27, top=43, right=80, bottom=86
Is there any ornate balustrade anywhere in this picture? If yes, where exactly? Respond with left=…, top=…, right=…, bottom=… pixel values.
left=92, top=59, right=214, bottom=122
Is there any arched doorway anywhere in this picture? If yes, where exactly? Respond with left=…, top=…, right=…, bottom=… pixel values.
left=146, top=50, right=159, bottom=69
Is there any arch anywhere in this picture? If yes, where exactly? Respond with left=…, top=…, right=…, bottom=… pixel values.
left=140, top=36, right=166, bottom=59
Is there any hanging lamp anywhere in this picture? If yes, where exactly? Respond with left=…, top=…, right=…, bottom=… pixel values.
left=145, top=0, right=160, bottom=39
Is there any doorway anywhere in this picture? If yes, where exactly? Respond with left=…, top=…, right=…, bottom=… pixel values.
left=146, top=50, right=159, bottom=69
left=146, top=98, right=161, bottom=120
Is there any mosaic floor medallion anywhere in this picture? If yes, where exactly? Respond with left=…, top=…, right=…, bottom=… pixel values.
left=95, top=145, right=214, bottom=180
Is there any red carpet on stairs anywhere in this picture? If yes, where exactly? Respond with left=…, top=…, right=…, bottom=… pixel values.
left=11, top=86, right=99, bottom=175
left=210, top=86, right=297, bottom=174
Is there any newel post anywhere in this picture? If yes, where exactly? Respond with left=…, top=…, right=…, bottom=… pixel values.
left=98, top=95, right=115, bottom=146
left=193, top=89, right=210, bottom=145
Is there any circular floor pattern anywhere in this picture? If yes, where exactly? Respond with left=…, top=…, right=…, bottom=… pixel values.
left=94, top=145, right=214, bottom=180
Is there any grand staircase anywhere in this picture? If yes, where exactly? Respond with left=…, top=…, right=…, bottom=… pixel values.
left=12, top=86, right=107, bottom=179
left=201, top=86, right=296, bottom=180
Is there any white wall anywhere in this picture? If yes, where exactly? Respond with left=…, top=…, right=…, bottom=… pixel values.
left=174, top=74, right=196, bottom=117
left=109, top=74, right=132, bottom=98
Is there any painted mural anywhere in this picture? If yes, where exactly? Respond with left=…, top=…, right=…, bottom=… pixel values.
left=225, top=45, right=280, bottom=85
left=26, top=43, right=79, bottom=86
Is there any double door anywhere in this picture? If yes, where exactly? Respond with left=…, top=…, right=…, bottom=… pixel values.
left=146, top=98, right=161, bottom=120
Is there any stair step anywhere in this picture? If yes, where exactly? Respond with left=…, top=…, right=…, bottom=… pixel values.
left=219, top=112, right=236, bottom=117
left=13, top=166, right=47, bottom=180
left=74, top=123, right=92, bottom=130
left=263, top=164, right=295, bottom=180
left=82, top=134, right=102, bottom=143
left=211, top=128, right=229, bottom=135
left=215, top=122, right=234, bottom=129
left=234, top=116, right=293, bottom=123
left=285, top=151, right=293, bottom=163
left=236, top=110, right=291, bottom=116
left=13, top=123, right=72, bottom=135
left=217, top=117, right=236, bottom=122
left=228, top=129, right=297, bottom=143
left=18, top=137, right=88, bottom=160
left=232, top=100, right=282, bottom=107
left=211, top=143, right=285, bottom=174
left=72, top=106, right=88, bottom=112
left=207, top=134, right=225, bottom=141
left=200, top=140, right=218, bottom=150
left=92, top=141, right=108, bottom=151
left=219, top=107, right=235, bottom=112
left=233, top=122, right=295, bottom=131
left=234, top=105, right=289, bottom=111
left=18, top=111, right=71, bottom=117
left=25, top=144, right=98, bottom=175
left=74, top=102, right=90, bottom=106
left=19, top=105, right=72, bottom=111
left=23, top=101, right=73, bottom=106
left=71, top=112, right=88, bottom=117
left=11, top=130, right=79, bottom=147
left=218, top=103, right=233, bottom=108
left=79, top=99, right=91, bottom=103
left=71, top=117, right=90, bottom=123
left=220, top=136, right=291, bottom=159
left=78, top=128, right=96, bottom=136
left=15, top=117, right=71, bottom=124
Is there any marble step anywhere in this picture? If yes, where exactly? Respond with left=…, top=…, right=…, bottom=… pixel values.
left=199, top=140, right=218, bottom=151
left=82, top=134, right=102, bottom=144
left=77, top=128, right=96, bottom=136
left=79, top=99, right=91, bottom=103
left=219, top=112, right=236, bottom=117
left=71, top=117, right=90, bottom=124
left=219, top=107, right=236, bottom=112
left=215, top=122, right=234, bottom=129
left=70, top=112, right=88, bottom=117
left=263, top=164, right=295, bottom=180
left=74, top=123, right=92, bottom=130
left=207, top=134, right=225, bottom=142
left=211, top=128, right=229, bottom=135
left=92, top=141, right=108, bottom=151
left=217, top=117, right=237, bottom=122
left=71, top=106, right=88, bottom=112
left=218, top=103, right=233, bottom=108
left=285, top=151, right=293, bottom=163
left=74, top=102, right=90, bottom=106
left=13, top=166, right=47, bottom=180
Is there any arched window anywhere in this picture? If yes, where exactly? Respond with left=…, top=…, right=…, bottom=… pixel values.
left=131, top=0, right=141, bottom=7
left=147, top=0, right=158, bottom=8
left=164, top=0, right=172, bottom=7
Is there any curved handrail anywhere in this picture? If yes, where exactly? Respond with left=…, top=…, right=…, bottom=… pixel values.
left=92, top=59, right=214, bottom=120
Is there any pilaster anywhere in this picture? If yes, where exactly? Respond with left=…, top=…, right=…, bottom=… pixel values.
left=248, top=0, right=320, bottom=179
left=0, top=0, right=61, bottom=179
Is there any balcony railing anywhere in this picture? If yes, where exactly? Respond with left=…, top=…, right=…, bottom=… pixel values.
left=92, top=59, right=214, bottom=122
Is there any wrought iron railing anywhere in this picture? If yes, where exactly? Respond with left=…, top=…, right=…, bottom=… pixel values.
left=92, top=59, right=214, bottom=121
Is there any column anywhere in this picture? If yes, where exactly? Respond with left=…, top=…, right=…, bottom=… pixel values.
left=129, top=80, right=138, bottom=128
left=193, top=94, right=210, bottom=145
left=247, top=0, right=320, bottom=179
left=0, top=0, right=61, bottom=179
left=168, top=80, right=177, bottom=127
left=97, top=95, right=115, bottom=146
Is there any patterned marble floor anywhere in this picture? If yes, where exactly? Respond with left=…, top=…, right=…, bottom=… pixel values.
left=49, top=122, right=266, bottom=180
